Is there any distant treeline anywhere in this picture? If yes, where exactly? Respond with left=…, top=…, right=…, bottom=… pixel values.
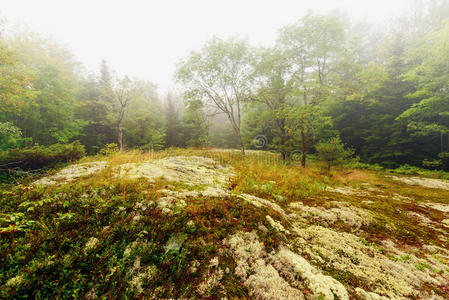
left=1, top=1, right=449, bottom=170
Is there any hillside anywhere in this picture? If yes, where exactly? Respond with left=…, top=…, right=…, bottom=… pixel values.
left=1, top=150, right=449, bottom=299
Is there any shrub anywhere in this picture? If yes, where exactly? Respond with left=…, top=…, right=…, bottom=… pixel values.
left=0, top=141, right=85, bottom=171
left=0, top=122, right=31, bottom=150
left=349, top=161, right=384, bottom=172
left=99, top=143, right=119, bottom=156
left=315, top=137, right=355, bottom=173
left=422, top=159, right=442, bottom=170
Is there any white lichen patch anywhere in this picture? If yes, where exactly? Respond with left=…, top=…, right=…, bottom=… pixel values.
left=224, top=231, right=353, bottom=300
left=223, top=231, right=304, bottom=300
left=33, top=161, right=107, bottom=186
left=293, top=225, right=449, bottom=298
left=289, top=202, right=373, bottom=229
left=266, top=215, right=290, bottom=234
left=325, top=186, right=370, bottom=196
left=239, top=193, right=286, bottom=217
left=128, top=256, right=157, bottom=294
left=117, top=156, right=232, bottom=186
left=407, top=211, right=433, bottom=224
left=392, top=193, right=414, bottom=202
left=83, top=237, right=100, bottom=253
left=197, top=257, right=224, bottom=297
left=388, top=175, right=449, bottom=190
left=197, top=268, right=224, bottom=296
left=355, top=288, right=390, bottom=300
left=158, top=186, right=229, bottom=198
left=5, top=275, right=24, bottom=287
left=275, top=248, right=349, bottom=300
left=426, top=203, right=449, bottom=213
left=156, top=196, right=186, bottom=214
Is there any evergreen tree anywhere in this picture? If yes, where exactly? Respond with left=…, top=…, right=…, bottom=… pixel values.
left=165, top=92, right=180, bottom=147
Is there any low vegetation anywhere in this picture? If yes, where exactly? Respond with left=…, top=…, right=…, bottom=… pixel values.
left=1, top=149, right=448, bottom=299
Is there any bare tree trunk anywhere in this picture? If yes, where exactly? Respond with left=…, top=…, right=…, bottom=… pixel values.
left=117, top=106, right=125, bottom=152
left=227, top=111, right=245, bottom=156
left=118, top=125, right=123, bottom=151
left=300, top=93, right=308, bottom=167
left=301, top=129, right=307, bottom=168
left=280, top=123, right=287, bottom=161
left=236, top=98, right=245, bottom=156
left=237, top=130, right=245, bottom=156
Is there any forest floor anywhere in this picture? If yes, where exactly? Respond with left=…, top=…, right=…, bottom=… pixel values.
left=1, top=149, right=449, bottom=299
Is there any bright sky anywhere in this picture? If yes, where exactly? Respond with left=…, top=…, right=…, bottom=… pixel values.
left=1, top=0, right=411, bottom=95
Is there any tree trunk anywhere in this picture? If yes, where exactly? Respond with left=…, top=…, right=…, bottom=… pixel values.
left=237, top=130, right=245, bottom=156
left=301, top=129, right=307, bottom=168
left=117, top=124, right=123, bottom=151
left=227, top=113, right=245, bottom=156
left=117, top=106, right=125, bottom=152
left=280, top=120, right=287, bottom=161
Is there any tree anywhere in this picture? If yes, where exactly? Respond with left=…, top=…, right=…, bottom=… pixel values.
left=0, top=43, right=37, bottom=114
left=250, top=47, right=297, bottom=160
left=76, top=73, right=115, bottom=153
left=4, top=31, right=84, bottom=145
left=123, top=82, right=166, bottom=150
left=277, top=13, right=345, bottom=167
left=111, top=76, right=143, bottom=151
left=165, top=92, right=181, bottom=147
left=181, top=99, right=208, bottom=147
left=0, top=122, right=27, bottom=150
left=176, top=37, right=254, bottom=155
left=315, top=136, right=354, bottom=173
left=398, top=24, right=449, bottom=169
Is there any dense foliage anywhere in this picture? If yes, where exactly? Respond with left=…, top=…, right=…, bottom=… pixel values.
left=0, top=141, right=85, bottom=171
left=1, top=1, right=449, bottom=170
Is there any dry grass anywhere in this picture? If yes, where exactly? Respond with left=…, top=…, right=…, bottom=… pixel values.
left=3, top=148, right=449, bottom=299
left=331, top=169, right=378, bottom=185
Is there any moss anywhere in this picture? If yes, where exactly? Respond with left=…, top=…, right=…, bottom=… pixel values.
left=2, top=149, right=449, bottom=299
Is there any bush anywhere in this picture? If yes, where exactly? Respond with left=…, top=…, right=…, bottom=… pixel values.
left=349, top=161, right=384, bottom=172
left=422, top=159, right=442, bottom=170
left=315, top=137, right=355, bottom=173
left=0, top=122, right=30, bottom=150
left=390, top=164, right=422, bottom=175
left=99, top=143, right=119, bottom=156
left=388, top=164, right=449, bottom=180
left=0, top=141, right=85, bottom=171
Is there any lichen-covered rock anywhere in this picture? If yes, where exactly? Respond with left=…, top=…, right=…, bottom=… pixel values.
left=289, top=202, right=373, bottom=229
left=293, top=225, right=449, bottom=298
left=239, top=193, right=286, bottom=217
left=275, top=248, right=349, bottom=300
left=224, top=231, right=353, bottom=300
left=34, top=161, right=107, bottom=185
left=326, top=186, right=370, bottom=196
left=118, top=156, right=232, bottom=186
left=156, top=196, right=186, bottom=214
left=83, top=237, right=99, bottom=253
left=266, top=215, right=289, bottom=234
left=388, top=175, right=449, bottom=190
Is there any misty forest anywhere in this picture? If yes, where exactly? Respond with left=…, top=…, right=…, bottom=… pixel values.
left=1, top=1, right=449, bottom=299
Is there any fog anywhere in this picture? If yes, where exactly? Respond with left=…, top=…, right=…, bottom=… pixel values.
left=2, top=0, right=410, bottom=93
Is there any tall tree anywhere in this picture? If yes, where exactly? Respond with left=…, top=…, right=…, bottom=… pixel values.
left=165, top=92, right=180, bottom=147
left=0, top=42, right=37, bottom=115
left=111, top=76, right=143, bottom=151
left=181, top=99, right=208, bottom=147
left=4, top=31, right=84, bottom=145
left=277, top=13, right=345, bottom=166
left=123, top=81, right=166, bottom=150
left=398, top=24, right=449, bottom=169
left=176, top=37, right=254, bottom=155
left=250, top=47, right=297, bottom=160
